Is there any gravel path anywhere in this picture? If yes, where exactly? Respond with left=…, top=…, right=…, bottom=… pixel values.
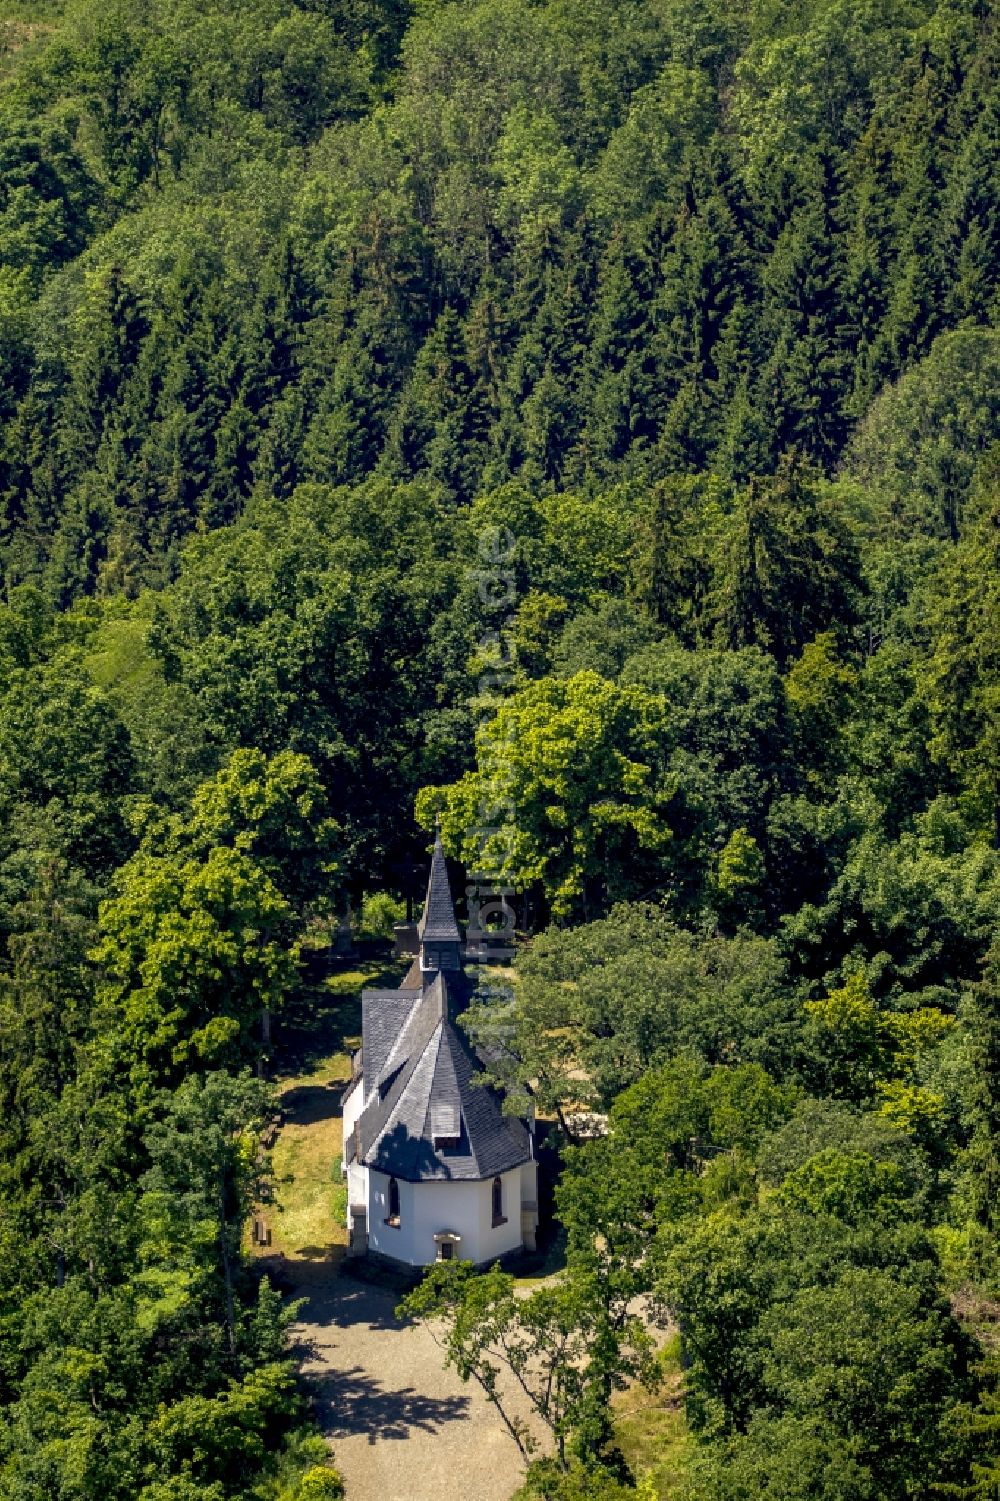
left=290, top=1259, right=535, bottom=1501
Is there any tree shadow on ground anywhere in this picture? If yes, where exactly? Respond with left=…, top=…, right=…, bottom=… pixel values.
left=279, top=1081, right=346, bottom=1127
left=305, top=1364, right=472, bottom=1443
left=292, top=1271, right=407, bottom=1333
left=275, top=945, right=408, bottom=1079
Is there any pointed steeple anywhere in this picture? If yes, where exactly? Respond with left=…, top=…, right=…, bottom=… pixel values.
left=418, top=826, right=462, bottom=974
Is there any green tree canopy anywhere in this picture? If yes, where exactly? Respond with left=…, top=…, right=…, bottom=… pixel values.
left=419, top=670, right=674, bottom=920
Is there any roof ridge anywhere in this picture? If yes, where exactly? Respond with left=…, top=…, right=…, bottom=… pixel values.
left=437, top=1019, right=482, bottom=1175
left=418, top=1023, right=450, bottom=1149
left=357, top=995, right=442, bottom=1160
left=372, top=994, right=424, bottom=1091
left=380, top=1017, right=442, bottom=1157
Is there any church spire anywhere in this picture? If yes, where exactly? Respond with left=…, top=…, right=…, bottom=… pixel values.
left=418, top=826, right=462, bottom=974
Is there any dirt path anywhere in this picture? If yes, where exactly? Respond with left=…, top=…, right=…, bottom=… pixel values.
left=256, top=962, right=686, bottom=1500
left=254, top=967, right=534, bottom=1501
left=290, top=1261, right=533, bottom=1501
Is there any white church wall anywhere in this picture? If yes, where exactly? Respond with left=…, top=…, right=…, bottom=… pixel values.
left=472, top=1166, right=525, bottom=1262
left=341, top=1075, right=363, bottom=1148
left=410, top=1177, right=489, bottom=1264
left=519, top=1158, right=538, bottom=1206
left=367, top=1171, right=430, bottom=1263
left=365, top=1167, right=526, bottom=1265
left=345, top=1160, right=366, bottom=1229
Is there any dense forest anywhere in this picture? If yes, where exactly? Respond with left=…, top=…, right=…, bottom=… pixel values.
left=1, top=0, right=1000, bottom=1495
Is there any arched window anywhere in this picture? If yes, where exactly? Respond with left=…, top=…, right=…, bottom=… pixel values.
left=387, top=1176, right=400, bottom=1225
left=492, top=1175, right=504, bottom=1226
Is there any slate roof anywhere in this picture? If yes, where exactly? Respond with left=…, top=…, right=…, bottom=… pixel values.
left=417, top=831, right=462, bottom=945
left=351, top=971, right=531, bottom=1183
left=360, top=987, right=422, bottom=1099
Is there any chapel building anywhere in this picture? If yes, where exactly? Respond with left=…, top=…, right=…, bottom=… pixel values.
left=342, top=834, right=539, bottom=1266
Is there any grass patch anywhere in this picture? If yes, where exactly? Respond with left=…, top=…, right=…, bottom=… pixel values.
left=253, top=959, right=407, bottom=1263
left=331, top=1153, right=347, bottom=1227
left=489, top=1338, right=694, bottom=1501
left=614, top=1336, right=693, bottom=1498
left=265, top=1082, right=348, bottom=1261
left=509, top=1335, right=693, bottom=1497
